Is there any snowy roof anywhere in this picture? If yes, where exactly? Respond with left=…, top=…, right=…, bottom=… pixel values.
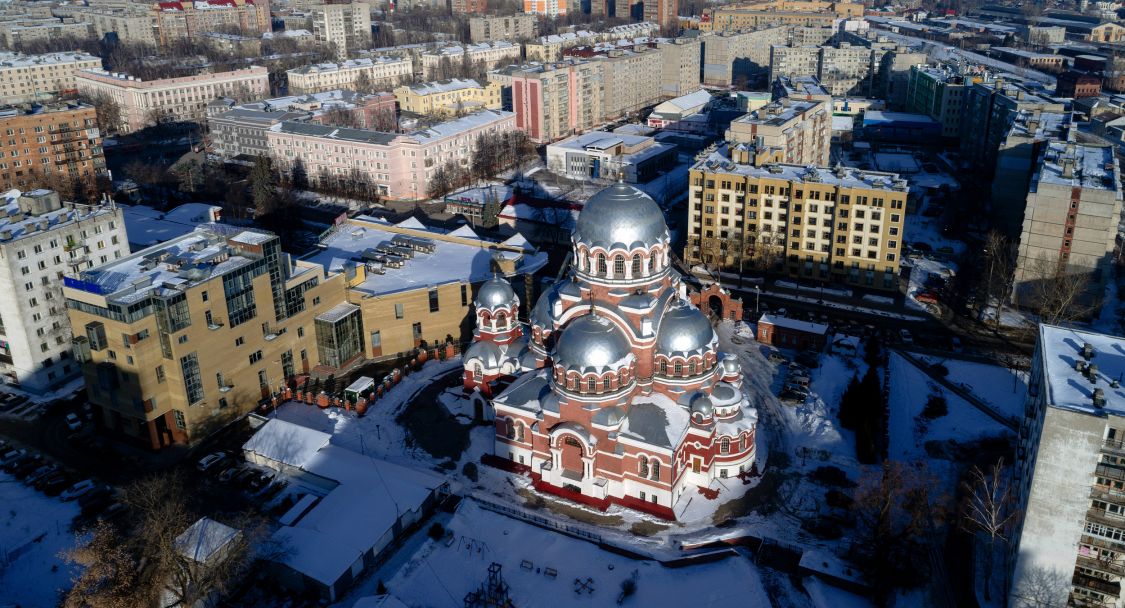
left=288, top=56, right=408, bottom=74
left=1035, top=141, right=1120, bottom=193
left=831, top=115, right=854, bottom=131
left=0, top=51, right=99, bottom=68
left=862, top=111, right=940, bottom=126
left=693, top=148, right=909, bottom=193
left=242, top=418, right=331, bottom=467
left=660, top=88, right=712, bottom=112
left=174, top=517, right=240, bottom=563
left=121, top=203, right=220, bottom=249
left=315, top=301, right=360, bottom=323
left=0, top=190, right=116, bottom=245
left=1039, top=325, right=1125, bottom=416
left=758, top=314, right=828, bottom=336
left=406, top=78, right=483, bottom=95
left=732, top=99, right=824, bottom=128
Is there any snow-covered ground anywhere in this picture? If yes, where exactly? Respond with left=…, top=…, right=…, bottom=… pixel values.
left=805, top=576, right=873, bottom=608
left=375, top=499, right=772, bottom=608
left=887, top=353, right=1014, bottom=461
left=0, top=472, right=83, bottom=606
left=918, top=357, right=1027, bottom=420
left=904, top=195, right=965, bottom=256
left=874, top=152, right=921, bottom=174
left=905, top=257, right=956, bottom=313
left=778, top=353, right=863, bottom=474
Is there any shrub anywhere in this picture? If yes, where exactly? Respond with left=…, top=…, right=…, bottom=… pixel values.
left=922, top=394, right=948, bottom=419
left=462, top=462, right=478, bottom=482
left=427, top=522, right=445, bottom=541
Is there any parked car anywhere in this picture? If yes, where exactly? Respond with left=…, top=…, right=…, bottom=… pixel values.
left=0, top=448, right=26, bottom=466
left=61, top=480, right=97, bottom=501
left=42, top=474, right=75, bottom=497
left=78, top=486, right=113, bottom=508
left=767, top=353, right=788, bottom=364
left=25, top=464, right=59, bottom=486
left=80, top=493, right=115, bottom=518
left=96, top=502, right=126, bottom=523
left=10, top=455, right=44, bottom=477
left=197, top=452, right=226, bottom=472
left=64, top=413, right=82, bottom=432
left=795, top=352, right=820, bottom=369
left=899, top=329, right=914, bottom=345
left=219, top=465, right=246, bottom=484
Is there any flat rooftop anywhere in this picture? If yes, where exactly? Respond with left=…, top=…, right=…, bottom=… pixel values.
left=1039, top=325, right=1125, bottom=416
left=1036, top=141, right=1120, bottom=192
left=0, top=51, right=99, bottom=68
left=693, top=147, right=909, bottom=193
left=732, top=99, right=823, bottom=128
left=405, top=78, right=484, bottom=95
left=288, top=56, right=407, bottom=74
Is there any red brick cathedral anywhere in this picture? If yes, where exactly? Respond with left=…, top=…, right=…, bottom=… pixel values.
left=464, top=184, right=758, bottom=519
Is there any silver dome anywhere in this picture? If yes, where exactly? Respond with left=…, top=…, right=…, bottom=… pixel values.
left=475, top=275, right=517, bottom=310
left=464, top=340, right=504, bottom=368
left=553, top=314, right=632, bottom=373
left=721, top=354, right=740, bottom=376
left=690, top=393, right=714, bottom=418
left=574, top=184, right=669, bottom=251
left=656, top=302, right=715, bottom=357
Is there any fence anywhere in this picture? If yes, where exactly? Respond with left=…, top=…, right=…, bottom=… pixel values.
left=472, top=495, right=604, bottom=545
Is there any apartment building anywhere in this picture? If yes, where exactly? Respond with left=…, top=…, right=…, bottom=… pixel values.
left=310, top=3, right=372, bottom=60
left=1009, top=325, right=1125, bottom=608
left=0, top=190, right=126, bottom=393
left=1012, top=141, right=1122, bottom=306
left=0, top=20, right=93, bottom=48
left=420, top=42, right=521, bottom=80
left=394, top=79, right=501, bottom=116
left=266, top=110, right=516, bottom=201
left=75, top=67, right=270, bottom=134
left=523, top=0, right=567, bottom=16
left=818, top=43, right=872, bottom=96
left=657, top=37, right=703, bottom=97
left=505, top=60, right=603, bottom=144
left=700, top=27, right=790, bottom=87
left=286, top=57, right=411, bottom=95
left=0, top=102, right=105, bottom=195
left=151, top=0, right=272, bottom=47
left=769, top=45, right=820, bottom=83
left=700, top=0, right=862, bottom=32
left=582, top=46, right=665, bottom=120
left=523, top=22, right=658, bottom=62
left=0, top=52, right=102, bottom=105
left=991, top=110, right=1072, bottom=239
left=876, top=48, right=928, bottom=109
left=65, top=225, right=347, bottom=450
left=643, top=0, right=678, bottom=30
left=450, top=0, right=487, bottom=13
left=57, top=5, right=158, bottom=46
left=904, top=65, right=970, bottom=138
left=686, top=148, right=909, bottom=290
left=774, top=74, right=832, bottom=102
left=468, top=14, right=537, bottom=43
left=724, top=97, right=831, bottom=167
left=960, top=80, right=1066, bottom=177
left=789, top=25, right=835, bottom=47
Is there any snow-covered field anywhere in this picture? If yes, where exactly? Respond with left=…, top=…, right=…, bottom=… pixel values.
left=778, top=353, right=863, bottom=473
left=0, top=472, right=82, bottom=607
left=887, top=354, right=1014, bottom=461
left=874, top=152, right=921, bottom=174
left=919, top=357, right=1027, bottom=420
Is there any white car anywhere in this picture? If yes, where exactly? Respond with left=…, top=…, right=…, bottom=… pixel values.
left=60, top=480, right=96, bottom=501
left=197, top=452, right=226, bottom=472
left=899, top=329, right=914, bottom=345
left=64, top=413, right=81, bottom=431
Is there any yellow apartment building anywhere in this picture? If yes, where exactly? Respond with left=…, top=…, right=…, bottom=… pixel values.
left=393, top=79, right=502, bottom=116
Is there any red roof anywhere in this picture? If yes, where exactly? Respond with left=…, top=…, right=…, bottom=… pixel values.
left=158, top=1, right=183, bottom=10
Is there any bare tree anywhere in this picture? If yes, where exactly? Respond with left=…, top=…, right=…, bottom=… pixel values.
left=980, top=230, right=1017, bottom=328
left=64, top=521, right=148, bottom=608
left=84, top=92, right=123, bottom=136
left=321, top=106, right=362, bottom=128
left=1021, top=254, right=1095, bottom=325
left=961, top=458, right=1020, bottom=603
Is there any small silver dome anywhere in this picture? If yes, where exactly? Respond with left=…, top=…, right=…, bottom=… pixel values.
left=690, top=393, right=714, bottom=418
left=475, top=275, right=517, bottom=310
left=721, top=354, right=740, bottom=375
left=553, top=314, right=632, bottom=373
left=656, top=302, right=715, bottom=357
left=574, top=184, right=669, bottom=251
left=464, top=340, right=504, bottom=368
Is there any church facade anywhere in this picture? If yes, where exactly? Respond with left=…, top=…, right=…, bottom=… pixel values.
left=463, top=183, right=758, bottom=519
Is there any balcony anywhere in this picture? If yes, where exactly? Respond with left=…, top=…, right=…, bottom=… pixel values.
left=1104, top=439, right=1125, bottom=456
left=1097, top=463, right=1125, bottom=483
left=1073, top=572, right=1120, bottom=597
left=1078, top=555, right=1125, bottom=577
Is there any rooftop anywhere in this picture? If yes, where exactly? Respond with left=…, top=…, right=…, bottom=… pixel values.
left=731, top=99, right=824, bottom=128
left=425, top=41, right=517, bottom=56
left=120, top=203, right=221, bottom=249
left=0, top=189, right=117, bottom=245
left=1035, top=141, right=1119, bottom=192
left=759, top=314, right=829, bottom=335
left=693, top=147, right=910, bottom=193
left=1007, top=109, right=1072, bottom=141
left=0, top=50, right=99, bottom=68
left=174, top=517, right=240, bottom=564
left=1039, top=325, right=1125, bottom=416
left=405, top=78, right=484, bottom=95
left=288, top=56, right=408, bottom=75
left=271, top=109, right=513, bottom=145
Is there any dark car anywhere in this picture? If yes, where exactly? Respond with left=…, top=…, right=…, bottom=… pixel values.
left=25, top=464, right=59, bottom=486
left=42, top=475, right=74, bottom=497
left=35, top=471, right=70, bottom=491
left=795, top=352, right=820, bottom=369
left=80, top=493, right=115, bottom=518
left=78, top=486, right=114, bottom=509
left=11, top=455, right=45, bottom=478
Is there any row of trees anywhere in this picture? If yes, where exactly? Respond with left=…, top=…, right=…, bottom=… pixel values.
left=428, top=129, right=535, bottom=199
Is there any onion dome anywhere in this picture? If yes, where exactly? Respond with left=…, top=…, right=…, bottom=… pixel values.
left=721, top=354, right=741, bottom=376
left=475, top=275, right=517, bottom=310
left=689, top=393, right=714, bottom=422
left=655, top=301, right=715, bottom=357
left=574, top=183, right=669, bottom=251
left=463, top=341, right=504, bottom=368
left=553, top=314, right=633, bottom=374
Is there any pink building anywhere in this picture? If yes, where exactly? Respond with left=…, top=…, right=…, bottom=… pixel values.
left=508, top=60, right=603, bottom=144
left=267, top=109, right=516, bottom=201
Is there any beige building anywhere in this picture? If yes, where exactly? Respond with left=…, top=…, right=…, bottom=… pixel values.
left=657, top=37, right=703, bottom=97
left=700, top=0, right=862, bottom=32
left=725, top=97, right=831, bottom=167
left=420, top=42, right=522, bottom=80
left=523, top=22, right=659, bottom=63
left=686, top=148, right=909, bottom=290
left=768, top=45, right=821, bottom=83
left=311, top=2, right=372, bottom=60
left=593, top=47, right=666, bottom=121
left=287, top=57, right=412, bottom=95
left=151, top=0, right=272, bottom=47
left=0, top=52, right=103, bottom=105
left=498, top=60, right=604, bottom=144
left=700, top=27, right=789, bottom=87
left=57, top=6, right=158, bottom=46
left=393, top=78, right=501, bottom=116
left=1013, top=141, right=1123, bottom=307
left=468, top=14, right=537, bottom=43
left=991, top=110, right=1071, bottom=238
left=0, top=20, right=94, bottom=48
left=74, top=67, right=270, bottom=134
left=818, top=43, right=872, bottom=96
left=66, top=226, right=348, bottom=450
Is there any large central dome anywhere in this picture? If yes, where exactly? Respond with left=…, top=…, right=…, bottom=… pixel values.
left=553, top=314, right=632, bottom=373
left=574, top=184, right=669, bottom=251
left=656, top=302, right=715, bottom=357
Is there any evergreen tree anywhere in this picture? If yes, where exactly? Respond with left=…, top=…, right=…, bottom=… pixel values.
left=838, top=374, right=861, bottom=430
left=250, top=155, right=277, bottom=217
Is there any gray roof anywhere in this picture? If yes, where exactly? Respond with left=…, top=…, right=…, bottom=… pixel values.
left=475, top=275, right=517, bottom=310
left=553, top=313, right=632, bottom=373
left=274, top=122, right=398, bottom=145
left=655, top=301, right=715, bottom=358
left=620, top=402, right=674, bottom=448
left=573, top=183, right=669, bottom=251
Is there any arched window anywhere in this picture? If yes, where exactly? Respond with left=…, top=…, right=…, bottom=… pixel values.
left=720, top=437, right=730, bottom=454
left=631, top=255, right=642, bottom=277
left=603, top=377, right=612, bottom=392
left=741, top=434, right=748, bottom=450
left=658, top=360, right=667, bottom=375
left=651, top=460, right=660, bottom=481
left=674, top=361, right=683, bottom=376
left=690, top=360, right=698, bottom=374
left=613, top=256, right=625, bottom=277
left=597, top=254, right=607, bottom=276
left=505, top=419, right=515, bottom=439
left=516, top=421, right=524, bottom=442
left=568, top=376, right=577, bottom=390
left=496, top=312, right=506, bottom=329
left=587, top=378, right=596, bottom=392
left=473, top=364, right=482, bottom=379
left=649, top=251, right=659, bottom=272
left=639, top=455, right=649, bottom=477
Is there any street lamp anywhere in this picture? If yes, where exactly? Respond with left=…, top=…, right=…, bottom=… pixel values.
left=754, top=285, right=761, bottom=313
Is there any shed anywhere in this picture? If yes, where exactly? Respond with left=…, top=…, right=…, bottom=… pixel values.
left=344, top=376, right=375, bottom=403
left=757, top=315, right=829, bottom=351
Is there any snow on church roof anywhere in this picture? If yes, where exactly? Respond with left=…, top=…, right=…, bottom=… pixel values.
left=758, top=314, right=829, bottom=336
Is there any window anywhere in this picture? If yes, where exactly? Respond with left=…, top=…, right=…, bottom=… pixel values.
left=235, top=336, right=244, bottom=347
left=651, top=460, right=660, bottom=481
left=180, top=353, right=204, bottom=405
left=395, top=303, right=404, bottom=319
left=613, top=256, right=625, bottom=277
left=428, top=288, right=439, bottom=312
left=639, top=455, right=649, bottom=477
left=249, top=350, right=263, bottom=364
left=596, top=254, right=607, bottom=276
left=156, top=365, right=166, bottom=383
left=173, top=410, right=186, bottom=429
left=370, top=331, right=381, bottom=347
left=461, top=284, right=469, bottom=307
left=720, top=437, right=730, bottom=454
left=587, top=378, right=596, bottom=392
left=177, top=335, right=188, bottom=344
left=412, top=322, right=423, bottom=339
left=631, top=255, right=642, bottom=277
left=603, top=377, right=611, bottom=391
left=674, top=361, right=683, bottom=376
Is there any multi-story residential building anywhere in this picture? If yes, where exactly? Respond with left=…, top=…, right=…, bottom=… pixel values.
left=876, top=47, right=928, bottom=109
left=656, top=37, right=702, bottom=97
left=0, top=52, right=102, bottom=105
left=818, top=43, right=872, bottom=96
left=506, top=60, right=603, bottom=144
left=700, top=0, right=862, bottom=32
left=773, top=74, right=832, bottom=102
left=523, top=23, right=658, bottom=62
left=0, top=20, right=94, bottom=48
left=1012, top=141, right=1122, bottom=306
left=202, top=32, right=263, bottom=56
left=286, top=57, right=411, bottom=95
left=450, top=0, right=487, bottom=13
left=700, top=27, right=790, bottom=87
left=686, top=147, right=909, bottom=290
left=262, top=29, right=316, bottom=48
left=57, top=5, right=159, bottom=46
left=960, top=80, right=1066, bottom=177
left=420, top=42, right=521, bottom=80
left=1009, top=325, right=1125, bottom=608
left=75, top=67, right=270, bottom=134
left=65, top=225, right=347, bottom=450
left=150, top=0, right=272, bottom=47
left=990, top=110, right=1072, bottom=238
left=643, top=0, right=678, bottom=30
left=310, top=2, right=372, bottom=60
left=0, top=102, right=105, bottom=194
left=992, top=47, right=1067, bottom=74
left=789, top=25, right=835, bottom=47
left=1056, top=71, right=1103, bottom=98
left=724, top=97, right=831, bottom=167
left=578, top=46, right=664, bottom=121
left=393, top=79, right=502, bottom=116
left=768, top=45, right=820, bottom=83
left=267, top=110, right=516, bottom=200
left=0, top=189, right=127, bottom=392
left=905, top=65, right=970, bottom=139
left=468, top=14, right=537, bottom=43
left=523, top=0, right=567, bottom=16
left=545, top=130, right=676, bottom=182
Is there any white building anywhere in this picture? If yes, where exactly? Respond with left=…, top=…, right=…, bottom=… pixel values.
left=1010, top=325, right=1125, bottom=608
left=0, top=189, right=127, bottom=392
left=286, top=57, right=412, bottom=94
left=545, top=131, right=676, bottom=183
left=0, top=51, right=103, bottom=104
left=420, top=42, right=522, bottom=79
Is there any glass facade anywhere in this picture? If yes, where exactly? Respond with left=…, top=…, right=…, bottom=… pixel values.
left=314, top=307, right=364, bottom=369
left=180, top=352, right=203, bottom=405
